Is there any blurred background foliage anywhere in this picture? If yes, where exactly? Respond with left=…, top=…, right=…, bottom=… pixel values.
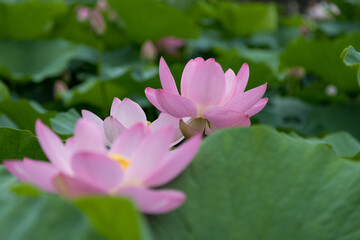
left=1, top=0, right=360, bottom=140
left=1, top=0, right=360, bottom=239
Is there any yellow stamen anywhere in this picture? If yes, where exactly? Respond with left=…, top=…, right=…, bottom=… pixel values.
left=147, top=121, right=151, bottom=126
left=108, top=154, right=130, bottom=170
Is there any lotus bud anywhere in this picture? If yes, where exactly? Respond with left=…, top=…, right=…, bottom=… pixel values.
left=140, top=40, right=158, bottom=62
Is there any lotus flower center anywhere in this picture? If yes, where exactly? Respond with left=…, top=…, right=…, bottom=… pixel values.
left=147, top=121, right=151, bottom=126
left=108, top=154, right=130, bottom=170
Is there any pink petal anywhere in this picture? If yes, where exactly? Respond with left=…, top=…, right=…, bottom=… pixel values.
left=159, top=57, right=179, bottom=95
left=187, top=58, right=226, bottom=108
left=110, top=123, right=148, bottom=159
left=72, top=119, right=107, bottom=154
left=81, top=110, right=108, bottom=144
left=225, top=83, right=267, bottom=113
left=81, top=110, right=103, bottom=129
left=222, top=69, right=238, bottom=104
left=181, top=57, right=204, bottom=98
left=246, top=98, right=268, bottom=117
left=117, top=187, right=186, bottom=214
left=65, top=137, right=75, bottom=151
left=54, top=173, right=105, bottom=198
left=202, top=106, right=248, bottom=129
left=144, top=134, right=202, bottom=187
left=150, top=113, right=183, bottom=145
left=35, top=120, right=71, bottom=173
left=71, top=152, right=123, bottom=190
left=125, top=126, right=175, bottom=182
left=110, top=98, right=147, bottom=128
left=110, top=97, right=122, bottom=116
left=4, top=158, right=58, bottom=193
left=145, top=87, right=166, bottom=112
left=103, top=116, right=126, bottom=144
left=236, top=63, right=249, bottom=94
left=154, top=89, right=198, bottom=118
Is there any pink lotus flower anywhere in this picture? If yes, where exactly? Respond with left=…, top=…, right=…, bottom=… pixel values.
left=145, top=57, right=268, bottom=137
left=82, top=97, right=183, bottom=145
left=4, top=119, right=201, bottom=214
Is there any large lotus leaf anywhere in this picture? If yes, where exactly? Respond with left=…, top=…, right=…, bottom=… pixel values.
left=50, top=108, right=80, bottom=135
left=318, top=21, right=360, bottom=37
left=0, top=0, right=68, bottom=40
left=0, top=96, right=56, bottom=133
left=0, top=127, right=45, bottom=163
left=341, top=45, right=360, bottom=87
left=107, top=0, right=199, bottom=43
left=289, top=131, right=360, bottom=158
left=0, top=167, right=105, bottom=240
left=149, top=126, right=360, bottom=240
left=76, top=197, right=153, bottom=240
left=280, top=33, right=360, bottom=91
left=330, top=0, right=360, bottom=21
left=215, top=2, right=278, bottom=36
left=258, top=96, right=360, bottom=140
left=60, top=79, right=127, bottom=110
left=0, top=39, right=96, bottom=82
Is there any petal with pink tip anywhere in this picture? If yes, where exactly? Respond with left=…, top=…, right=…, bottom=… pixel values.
left=71, top=152, right=123, bottom=190
left=159, top=57, right=179, bottom=95
left=188, top=58, right=226, bottom=108
left=235, top=63, right=249, bottom=94
left=154, top=89, right=198, bottom=118
left=246, top=98, right=268, bottom=117
left=203, top=106, right=248, bottom=129
left=180, top=57, right=204, bottom=98
left=144, top=134, right=202, bottom=187
left=110, top=97, right=122, bottom=116
left=150, top=113, right=183, bottom=145
left=125, top=126, right=174, bottom=181
left=4, top=159, right=58, bottom=193
left=72, top=119, right=107, bottom=154
left=81, top=110, right=103, bottom=129
left=222, top=69, right=238, bottom=104
left=117, top=187, right=185, bottom=214
left=54, top=173, right=105, bottom=198
left=225, top=83, right=267, bottom=113
left=145, top=87, right=166, bottom=112
left=103, top=116, right=126, bottom=144
left=35, top=120, right=71, bottom=173
left=82, top=110, right=109, bottom=144
left=110, top=123, right=148, bottom=159
left=111, top=98, right=147, bottom=127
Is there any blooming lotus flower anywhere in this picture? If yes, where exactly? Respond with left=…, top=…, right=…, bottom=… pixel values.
left=4, top=119, right=202, bottom=214
left=145, top=57, right=268, bottom=137
left=82, top=97, right=183, bottom=145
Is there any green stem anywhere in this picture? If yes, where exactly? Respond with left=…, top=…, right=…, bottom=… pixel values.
left=97, top=38, right=108, bottom=117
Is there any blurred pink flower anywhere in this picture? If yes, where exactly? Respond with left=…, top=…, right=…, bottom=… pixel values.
left=140, top=40, right=158, bottom=62
left=306, top=1, right=340, bottom=21
left=156, top=37, right=185, bottom=56
left=145, top=57, right=268, bottom=137
left=89, top=10, right=106, bottom=36
left=82, top=97, right=183, bottom=146
left=96, top=0, right=108, bottom=12
left=76, top=7, right=91, bottom=22
left=4, top=119, right=201, bottom=214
